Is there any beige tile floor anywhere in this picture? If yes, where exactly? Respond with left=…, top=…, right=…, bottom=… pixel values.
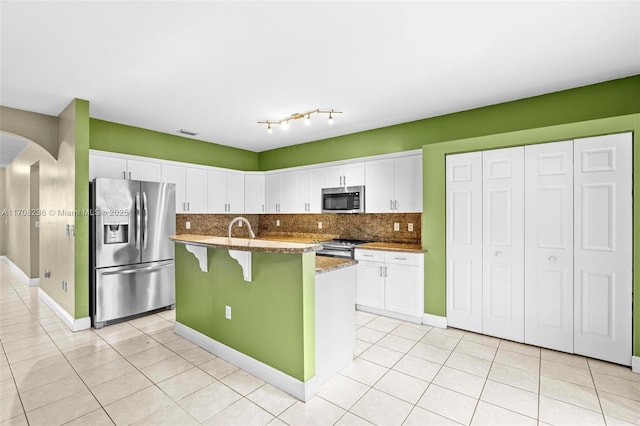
left=1, top=259, right=639, bottom=425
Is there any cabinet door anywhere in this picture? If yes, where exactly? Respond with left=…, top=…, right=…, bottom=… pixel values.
left=90, top=154, right=127, bottom=180
left=161, top=164, right=186, bottom=213
left=573, top=133, right=632, bottom=366
left=446, top=152, right=483, bottom=333
left=524, top=141, right=574, bottom=353
left=293, top=170, right=310, bottom=213
left=279, top=171, right=297, bottom=213
left=226, top=172, right=245, bottom=214
left=185, top=167, right=207, bottom=213
left=322, top=165, right=343, bottom=188
left=207, top=169, right=227, bottom=213
left=356, top=261, right=385, bottom=309
left=385, top=264, right=420, bottom=316
left=307, top=168, right=325, bottom=213
left=343, top=162, right=365, bottom=187
left=394, top=155, right=422, bottom=212
left=265, top=174, right=282, bottom=213
left=365, top=159, right=395, bottom=213
left=127, top=159, right=161, bottom=182
left=245, top=174, right=265, bottom=213
left=482, top=147, right=524, bottom=342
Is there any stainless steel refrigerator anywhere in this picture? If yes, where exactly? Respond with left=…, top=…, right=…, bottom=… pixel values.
left=90, top=178, right=176, bottom=328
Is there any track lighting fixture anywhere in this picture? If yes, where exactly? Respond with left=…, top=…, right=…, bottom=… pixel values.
left=259, top=109, right=342, bottom=134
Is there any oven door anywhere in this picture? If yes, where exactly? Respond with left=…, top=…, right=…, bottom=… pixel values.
left=317, top=248, right=353, bottom=259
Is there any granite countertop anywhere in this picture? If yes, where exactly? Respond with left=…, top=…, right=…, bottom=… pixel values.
left=315, top=256, right=358, bottom=274
left=358, top=241, right=424, bottom=253
left=170, top=234, right=322, bottom=253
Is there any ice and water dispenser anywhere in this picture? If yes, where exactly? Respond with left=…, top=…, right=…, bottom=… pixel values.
left=104, top=223, right=128, bottom=244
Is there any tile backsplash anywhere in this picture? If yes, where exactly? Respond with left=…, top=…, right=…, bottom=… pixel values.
left=177, top=213, right=421, bottom=244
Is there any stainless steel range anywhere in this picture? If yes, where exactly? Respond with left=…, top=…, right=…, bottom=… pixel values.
left=317, top=239, right=368, bottom=259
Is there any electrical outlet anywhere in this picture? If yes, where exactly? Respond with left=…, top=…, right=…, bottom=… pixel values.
left=225, top=305, right=232, bottom=320
left=238, top=221, right=243, bottom=227
left=185, top=221, right=191, bottom=229
left=408, top=223, right=413, bottom=232
left=394, top=223, right=400, bottom=231
left=318, top=222, right=322, bottom=229
left=276, top=220, right=280, bottom=227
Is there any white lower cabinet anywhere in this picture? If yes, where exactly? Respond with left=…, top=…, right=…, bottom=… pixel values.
left=445, top=133, right=633, bottom=366
left=355, top=249, right=424, bottom=322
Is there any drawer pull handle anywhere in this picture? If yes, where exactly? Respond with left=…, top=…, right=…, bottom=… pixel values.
left=394, top=257, right=407, bottom=260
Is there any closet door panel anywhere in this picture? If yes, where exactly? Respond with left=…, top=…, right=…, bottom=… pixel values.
left=482, top=147, right=524, bottom=342
left=446, top=152, right=483, bottom=332
left=574, top=133, right=632, bottom=366
left=524, top=141, right=573, bottom=352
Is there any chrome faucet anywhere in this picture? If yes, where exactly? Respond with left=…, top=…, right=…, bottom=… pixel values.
left=228, top=217, right=256, bottom=241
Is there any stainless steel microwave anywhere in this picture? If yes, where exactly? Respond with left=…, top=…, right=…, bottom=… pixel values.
left=321, top=186, right=365, bottom=213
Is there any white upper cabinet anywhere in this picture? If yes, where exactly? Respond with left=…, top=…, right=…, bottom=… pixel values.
left=91, top=150, right=423, bottom=216
left=265, top=173, right=283, bottom=213
left=126, top=159, right=162, bottom=182
left=244, top=174, right=265, bottom=214
left=90, top=154, right=126, bottom=180
left=290, top=168, right=325, bottom=213
left=323, top=162, right=365, bottom=188
left=207, top=170, right=245, bottom=213
left=365, top=155, right=422, bottom=213
left=90, top=153, right=161, bottom=182
left=162, top=164, right=207, bottom=213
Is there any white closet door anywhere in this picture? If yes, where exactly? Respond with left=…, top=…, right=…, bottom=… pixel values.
left=574, top=133, right=632, bottom=366
left=524, top=141, right=574, bottom=352
left=482, top=147, right=524, bottom=342
left=446, top=152, right=483, bottom=333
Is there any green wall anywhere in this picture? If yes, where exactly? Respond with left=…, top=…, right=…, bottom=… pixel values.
left=90, top=119, right=259, bottom=171
left=74, top=99, right=90, bottom=318
left=175, top=245, right=316, bottom=381
left=423, top=114, right=640, bottom=357
left=258, top=75, right=640, bottom=170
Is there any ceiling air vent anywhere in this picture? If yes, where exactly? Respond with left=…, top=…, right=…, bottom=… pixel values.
left=178, top=129, right=198, bottom=136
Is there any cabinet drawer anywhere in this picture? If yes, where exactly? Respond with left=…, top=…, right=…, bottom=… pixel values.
left=355, top=249, right=385, bottom=263
left=384, top=252, right=422, bottom=266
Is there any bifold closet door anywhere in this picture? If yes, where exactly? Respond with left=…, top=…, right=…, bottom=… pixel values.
left=446, top=152, right=483, bottom=332
left=574, top=133, right=632, bottom=366
left=524, top=141, right=574, bottom=352
left=482, top=147, right=525, bottom=342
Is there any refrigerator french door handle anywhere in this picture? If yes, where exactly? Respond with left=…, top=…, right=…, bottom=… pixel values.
left=100, top=263, right=173, bottom=276
left=143, top=192, right=148, bottom=249
left=135, top=192, right=141, bottom=249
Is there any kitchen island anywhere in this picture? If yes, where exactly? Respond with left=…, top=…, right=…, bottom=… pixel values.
left=170, top=234, right=356, bottom=401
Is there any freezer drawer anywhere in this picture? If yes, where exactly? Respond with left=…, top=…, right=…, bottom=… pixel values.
left=94, top=260, right=175, bottom=327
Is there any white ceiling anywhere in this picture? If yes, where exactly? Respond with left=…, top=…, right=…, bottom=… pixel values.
left=1, top=1, right=639, bottom=154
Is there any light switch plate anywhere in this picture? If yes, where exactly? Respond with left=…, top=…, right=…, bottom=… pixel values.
left=185, top=221, right=191, bottom=229
left=276, top=220, right=280, bottom=226
left=225, top=305, right=232, bottom=319
left=318, top=222, right=322, bottom=229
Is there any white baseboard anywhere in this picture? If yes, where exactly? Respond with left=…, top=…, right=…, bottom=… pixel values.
left=175, top=322, right=317, bottom=401
left=632, top=356, right=640, bottom=374
left=38, top=288, right=91, bottom=332
left=356, top=305, right=423, bottom=324
left=422, top=313, right=447, bottom=328
left=1, top=256, right=38, bottom=286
